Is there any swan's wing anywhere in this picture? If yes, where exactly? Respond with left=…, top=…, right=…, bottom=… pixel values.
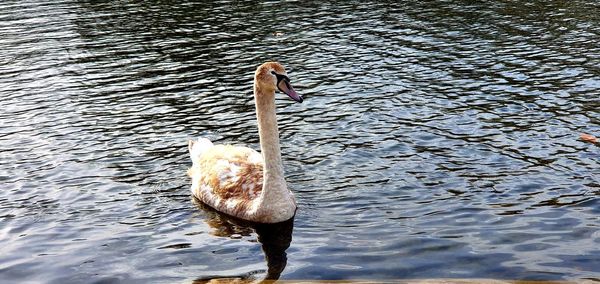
left=188, top=144, right=263, bottom=202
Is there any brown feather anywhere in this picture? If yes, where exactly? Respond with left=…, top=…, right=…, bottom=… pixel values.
left=189, top=145, right=263, bottom=202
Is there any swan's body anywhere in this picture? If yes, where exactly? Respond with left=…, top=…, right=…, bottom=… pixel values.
left=188, top=62, right=302, bottom=223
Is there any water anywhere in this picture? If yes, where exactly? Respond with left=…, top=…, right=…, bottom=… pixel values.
left=1, top=0, right=599, bottom=282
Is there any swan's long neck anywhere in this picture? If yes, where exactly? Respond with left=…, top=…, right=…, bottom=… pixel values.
left=254, top=85, right=287, bottom=200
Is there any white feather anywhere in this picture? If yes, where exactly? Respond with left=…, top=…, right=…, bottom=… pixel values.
left=188, top=138, right=214, bottom=165
left=248, top=151, right=263, bottom=164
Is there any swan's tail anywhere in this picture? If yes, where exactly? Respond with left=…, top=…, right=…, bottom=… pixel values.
left=188, top=138, right=213, bottom=165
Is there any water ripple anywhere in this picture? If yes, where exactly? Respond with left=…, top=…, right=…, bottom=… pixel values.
left=1, top=0, right=599, bottom=282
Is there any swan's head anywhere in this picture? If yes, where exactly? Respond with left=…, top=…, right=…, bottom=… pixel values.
left=255, top=62, right=303, bottom=103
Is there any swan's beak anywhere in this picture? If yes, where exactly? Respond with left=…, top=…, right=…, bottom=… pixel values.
left=278, top=78, right=303, bottom=103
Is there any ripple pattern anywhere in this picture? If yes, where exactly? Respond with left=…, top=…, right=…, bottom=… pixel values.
left=1, top=0, right=599, bottom=282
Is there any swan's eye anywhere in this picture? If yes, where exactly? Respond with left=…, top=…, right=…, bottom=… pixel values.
left=271, top=71, right=289, bottom=84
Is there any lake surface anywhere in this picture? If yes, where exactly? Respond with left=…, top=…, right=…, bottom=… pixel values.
left=1, top=0, right=599, bottom=283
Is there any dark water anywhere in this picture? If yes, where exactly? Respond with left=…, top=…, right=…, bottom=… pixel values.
left=1, top=0, right=599, bottom=283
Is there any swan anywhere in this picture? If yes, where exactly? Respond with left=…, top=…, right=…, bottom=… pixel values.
left=188, top=62, right=303, bottom=224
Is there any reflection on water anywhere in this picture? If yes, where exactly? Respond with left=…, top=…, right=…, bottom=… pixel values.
left=192, top=199, right=293, bottom=283
left=0, top=0, right=599, bottom=282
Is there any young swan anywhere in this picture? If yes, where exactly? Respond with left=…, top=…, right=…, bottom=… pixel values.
left=188, top=62, right=303, bottom=224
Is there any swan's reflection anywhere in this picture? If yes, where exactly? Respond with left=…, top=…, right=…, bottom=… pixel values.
left=192, top=198, right=293, bottom=283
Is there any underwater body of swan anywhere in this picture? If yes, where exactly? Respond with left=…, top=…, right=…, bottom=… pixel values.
left=188, top=62, right=303, bottom=224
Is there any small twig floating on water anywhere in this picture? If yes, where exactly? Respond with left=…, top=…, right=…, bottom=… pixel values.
left=580, top=133, right=598, bottom=144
